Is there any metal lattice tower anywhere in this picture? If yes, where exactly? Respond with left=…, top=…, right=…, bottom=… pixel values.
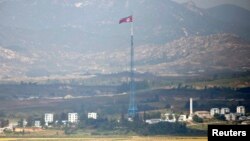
left=128, top=21, right=137, bottom=118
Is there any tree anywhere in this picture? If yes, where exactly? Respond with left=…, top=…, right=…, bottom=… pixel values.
left=143, top=111, right=147, bottom=121
left=135, top=122, right=188, bottom=135
left=27, top=116, right=34, bottom=127
left=120, top=111, right=125, bottom=124
left=147, top=112, right=161, bottom=119
left=0, top=119, right=9, bottom=127
left=60, top=112, right=68, bottom=121
left=64, top=126, right=77, bottom=135
left=40, top=117, right=45, bottom=127
left=214, top=114, right=226, bottom=121
left=18, top=119, right=24, bottom=127
left=165, top=104, right=171, bottom=109
left=193, top=115, right=203, bottom=123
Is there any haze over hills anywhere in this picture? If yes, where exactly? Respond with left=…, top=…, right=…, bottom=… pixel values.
left=0, top=0, right=250, bottom=82
left=1, top=33, right=249, bottom=82
left=207, top=4, right=250, bottom=27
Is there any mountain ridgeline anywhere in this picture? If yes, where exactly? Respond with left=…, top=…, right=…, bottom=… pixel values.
left=0, top=0, right=250, bottom=81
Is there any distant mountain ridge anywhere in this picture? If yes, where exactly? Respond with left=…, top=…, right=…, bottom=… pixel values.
left=207, top=4, right=250, bottom=28
left=1, top=33, right=250, bottom=81
left=0, top=0, right=250, bottom=81
left=1, top=0, right=250, bottom=51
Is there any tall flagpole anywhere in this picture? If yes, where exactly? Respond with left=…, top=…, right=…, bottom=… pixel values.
left=119, top=14, right=137, bottom=120
left=128, top=15, right=137, bottom=119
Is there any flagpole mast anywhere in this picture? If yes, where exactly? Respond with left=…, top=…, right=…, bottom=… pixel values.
left=128, top=15, right=137, bottom=119
left=130, top=19, right=134, bottom=113
left=119, top=14, right=137, bottom=120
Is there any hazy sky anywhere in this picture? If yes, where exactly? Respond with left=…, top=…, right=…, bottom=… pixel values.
left=173, top=0, right=250, bottom=10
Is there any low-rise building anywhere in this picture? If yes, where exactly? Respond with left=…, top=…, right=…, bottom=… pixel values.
left=44, top=113, right=53, bottom=126
left=247, top=116, right=250, bottom=120
left=195, top=111, right=212, bottom=119
left=178, top=115, right=187, bottom=122
left=88, top=112, right=98, bottom=119
left=68, top=113, right=78, bottom=123
left=210, top=108, right=220, bottom=117
left=164, top=113, right=176, bottom=122
left=145, top=119, right=162, bottom=124
left=34, top=120, right=41, bottom=128
left=0, top=127, right=12, bottom=133
left=22, top=119, right=28, bottom=127
left=238, top=116, right=247, bottom=121
left=62, top=120, right=67, bottom=125
left=225, top=113, right=237, bottom=121
left=236, top=106, right=245, bottom=115
left=220, top=108, right=230, bottom=115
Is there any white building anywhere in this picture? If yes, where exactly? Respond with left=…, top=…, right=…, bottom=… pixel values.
left=88, top=112, right=98, bottom=119
left=239, top=116, right=247, bottom=121
left=44, top=113, right=54, bottom=124
left=220, top=108, right=230, bottom=115
left=225, top=113, right=237, bottom=121
left=236, top=106, right=245, bottom=115
left=178, top=115, right=187, bottom=122
left=34, top=120, right=41, bottom=128
left=128, top=117, right=133, bottom=122
left=68, top=113, right=78, bottom=123
left=164, top=113, right=176, bottom=122
left=62, top=120, right=67, bottom=125
left=210, top=108, right=220, bottom=116
left=22, top=119, right=28, bottom=127
left=145, top=119, right=162, bottom=124
left=194, top=111, right=212, bottom=119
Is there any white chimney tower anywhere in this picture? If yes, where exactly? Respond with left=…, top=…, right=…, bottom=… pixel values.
left=190, top=98, right=193, bottom=115
left=188, top=98, right=193, bottom=121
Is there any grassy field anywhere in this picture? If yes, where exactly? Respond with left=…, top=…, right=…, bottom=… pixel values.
left=0, top=136, right=207, bottom=141
left=189, top=76, right=250, bottom=88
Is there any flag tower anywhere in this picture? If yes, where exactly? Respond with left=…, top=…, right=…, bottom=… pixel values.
left=119, top=15, right=137, bottom=119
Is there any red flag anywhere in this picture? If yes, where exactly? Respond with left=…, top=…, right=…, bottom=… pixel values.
left=119, top=16, right=133, bottom=24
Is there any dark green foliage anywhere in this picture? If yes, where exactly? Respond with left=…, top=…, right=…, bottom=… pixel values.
left=0, top=119, right=9, bottom=127
left=127, top=121, right=188, bottom=135
left=143, top=111, right=161, bottom=119
left=214, top=114, right=226, bottom=121
left=137, top=104, right=156, bottom=111
left=27, top=116, right=34, bottom=127
left=64, top=123, right=79, bottom=135
left=117, top=117, right=189, bottom=136
left=60, top=112, right=68, bottom=121
left=1, top=84, right=249, bottom=136
left=117, top=81, right=150, bottom=93
left=64, top=126, right=77, bottom=135
left=17, top=119, right=25, bottom=127
left=0, top=83, right=118, bottom=98
left=165, top=104, right=171, bottom=108
left=146, top=122, right=187, bottom=135
left=80, top=118, right=117, bottom=130
left=193, top=115, right=203, bottom=123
